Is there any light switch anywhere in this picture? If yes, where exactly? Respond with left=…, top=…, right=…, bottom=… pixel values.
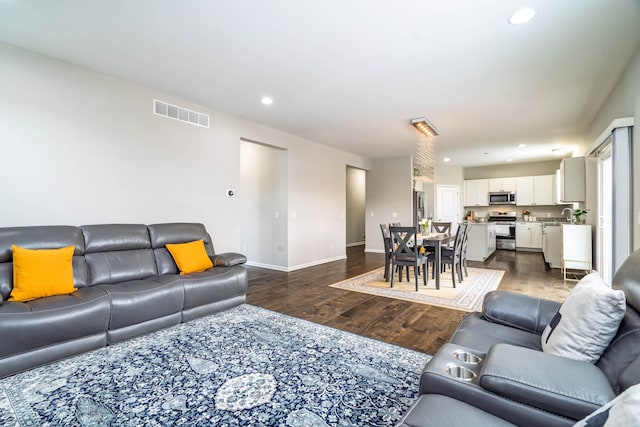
left=370, top=212, right=375, bottom=217
left=274, top=211, right=279, bottom=219
left=292, top=211, right=297, bottom=219
left=392, top=212, right=398, bottom=218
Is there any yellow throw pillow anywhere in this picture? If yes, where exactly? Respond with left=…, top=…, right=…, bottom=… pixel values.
left=9, top=245, right=76, bottom=302
left=166, top=239, right=213, bottom=275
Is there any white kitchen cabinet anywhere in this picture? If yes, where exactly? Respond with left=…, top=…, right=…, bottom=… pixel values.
left=516, top=222, right=542, bottom=250
left=516, top=223, right=531, bottom=248
left=464, top=179, right=489, bottom=207
left=466, top=223, right=496, bottom=261
left=515, top=177, right=534, bottom=205
left=533, top=175, right=554, bottom=206
left=516, top=175, right=555, bottom=206
left=530, top=222, right=543, bottom=248
left=488, top=177, right=516, bottom=193
left=559, top=157, right=586, bottom=202
left=561, top=224, right=592, bottom=280
left=542, top=224, right=562, bottom=268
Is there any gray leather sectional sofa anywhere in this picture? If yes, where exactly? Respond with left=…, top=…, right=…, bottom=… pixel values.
left=398, top=248, right=640, bottom=427
left=0, top=223, right=247, bottom=378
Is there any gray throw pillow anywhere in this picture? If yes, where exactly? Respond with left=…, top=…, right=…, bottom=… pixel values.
left=541, top=272, right=625, bottom=363
left=573, top=384, right=640, bottom=427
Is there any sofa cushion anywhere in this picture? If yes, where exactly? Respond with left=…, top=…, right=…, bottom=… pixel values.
left=148, top=223, right=215, bottom=275
left=574, top=383, right=640, bottom=427
left=397, top=394, right=517, bottom=427
left=95, top=276, right=183, bottom=330
left=181, top=266, right=247, bottom=310
left=541, top=272, right=626, bottom=363
left=166, top=240, right=213, bottom=274
left=0, top=226, right=87, bottom=300
left=0, top=286, right=110, bottom=358
left=449, top=312, right=542, bottom=353
left=9, top=245, right=76, bottom=301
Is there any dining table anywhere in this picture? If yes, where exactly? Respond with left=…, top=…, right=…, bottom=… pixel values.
left=418, top=233, right=456, bottom=290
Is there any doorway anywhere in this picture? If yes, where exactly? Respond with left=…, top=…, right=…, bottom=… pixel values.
left=346, top=166, right=366, bottom=248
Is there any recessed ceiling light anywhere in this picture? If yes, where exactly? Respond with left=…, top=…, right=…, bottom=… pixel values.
left=443, top=157, right=451, bottom=162
left=506, top=159, right=513, bottom=162
left=260, top=96, right=273, bottom=105
left=517, top=144, right=527, bottom=148
left=509, top=8, right=536, bottom=25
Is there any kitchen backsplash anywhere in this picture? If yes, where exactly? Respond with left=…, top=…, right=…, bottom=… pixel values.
left=465, top=205, right=572, bottom=221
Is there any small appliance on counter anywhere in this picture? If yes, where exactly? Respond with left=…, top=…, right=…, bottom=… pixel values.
left=489, top=211, right=517, bottom=250
left=465, top=210, right=476, bottom=221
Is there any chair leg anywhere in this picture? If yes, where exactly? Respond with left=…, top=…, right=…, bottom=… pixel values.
left=390, top=264, right=395, bottom=288
left=414, top=265, right=419, bottom=292
left=422, top=264, right=428, bottom=287
left=384, top=258, right=390, bottom=282
left=451, top=263, right=456, bottom=288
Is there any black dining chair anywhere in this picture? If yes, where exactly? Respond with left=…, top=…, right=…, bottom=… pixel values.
left=431, top=222, right=452, bottom=236
left=389, top=226, right=429, bottom=291
left=460, top=223, right=472, bottom=277
left=380, top=224, right=393, bottom=282
left=428, top=223, right=466, bottom=287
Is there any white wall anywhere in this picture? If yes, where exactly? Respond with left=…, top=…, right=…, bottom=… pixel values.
left=583, top=46, right=640, bottom=250
left=0, top=43, right=371, bottom=266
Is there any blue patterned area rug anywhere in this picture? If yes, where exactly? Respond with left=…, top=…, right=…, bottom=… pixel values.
left=0, top=305, right=430, bottom=426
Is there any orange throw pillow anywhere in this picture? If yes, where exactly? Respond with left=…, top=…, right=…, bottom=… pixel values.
left=9, top=245, right=76, bottom=302
left=166, top=239, right=213, bottom=275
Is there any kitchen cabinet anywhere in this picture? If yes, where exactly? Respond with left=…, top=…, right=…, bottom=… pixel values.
left=488, top=177, right=516, bottom=193
left=542, top=224, right=562, bottom=268
left=466, top=223, right=496, bottom=261
left=561, top=224, right=592, bottom=280
left=516, top=175, right=554, bottom=206
left=516, top=222, right=542, bottom=250
left=558, top=157, right=586, bottom=202
left=464, top=179, right=489, bottom=207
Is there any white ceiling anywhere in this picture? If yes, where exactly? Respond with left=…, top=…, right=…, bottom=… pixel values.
left=1, top=0, right=639, bottom=166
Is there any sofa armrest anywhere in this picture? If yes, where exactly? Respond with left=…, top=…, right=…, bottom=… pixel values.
left=482, top=291, right=561, bottom=334
left=479, top=343, right=615, bottom=420
left=212, top=252, right=247, bottom=267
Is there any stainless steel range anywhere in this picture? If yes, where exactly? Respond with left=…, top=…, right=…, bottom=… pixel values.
left=489, top=211, right=517, bottom=251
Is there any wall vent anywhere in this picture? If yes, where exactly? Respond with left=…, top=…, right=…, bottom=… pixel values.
left=153, top=99, right=210, bottom=128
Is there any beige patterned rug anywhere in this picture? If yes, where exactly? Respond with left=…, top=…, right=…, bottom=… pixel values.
left=329, top=266, right=505, bottom=312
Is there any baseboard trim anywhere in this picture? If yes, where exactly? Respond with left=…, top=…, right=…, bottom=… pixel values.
left=346, top=241, right=365, bottom=248
left=365, top=248, right=385, bottom=254
left=246, top=255, right=348, bottom=272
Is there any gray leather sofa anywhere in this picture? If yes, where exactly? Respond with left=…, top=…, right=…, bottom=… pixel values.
left=0, top=223, right=247, bottom=378
left=398, top=247, right=640, bottom=427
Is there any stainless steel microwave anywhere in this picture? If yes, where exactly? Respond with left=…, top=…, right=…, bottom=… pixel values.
left=488, top=192, right=516, bottom=205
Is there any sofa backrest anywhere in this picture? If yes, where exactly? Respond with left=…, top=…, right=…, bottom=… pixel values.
left=0, top=226, right=88, bottom=300
left=597, top=248, right=640, bottom=394
left=147, top=223, right=215, bottom=275
left=81, top=224, right=157, bottom=286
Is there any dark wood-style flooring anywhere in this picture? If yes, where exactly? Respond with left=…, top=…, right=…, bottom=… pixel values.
left=246, top=247, right=573, bottom=355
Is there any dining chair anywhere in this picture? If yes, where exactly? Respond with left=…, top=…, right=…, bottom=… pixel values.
left=428, top=223, right=466, bottom=287
left=460, top=223, right=471, bottom=277
left=389, top=226, right=428, bottom=291
left=431, top=222, right=452, bottom=236
left=380, top=224, right=393, bottom=282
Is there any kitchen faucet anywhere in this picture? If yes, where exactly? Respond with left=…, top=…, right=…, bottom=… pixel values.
left=561, top=207, right=573, bottom=223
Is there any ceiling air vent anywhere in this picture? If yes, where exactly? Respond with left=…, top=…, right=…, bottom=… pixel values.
left=153, top=99, right=210, bottom=128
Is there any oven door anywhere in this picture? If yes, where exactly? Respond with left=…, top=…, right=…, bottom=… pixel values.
left=495, top=224, right=516, bottom=250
